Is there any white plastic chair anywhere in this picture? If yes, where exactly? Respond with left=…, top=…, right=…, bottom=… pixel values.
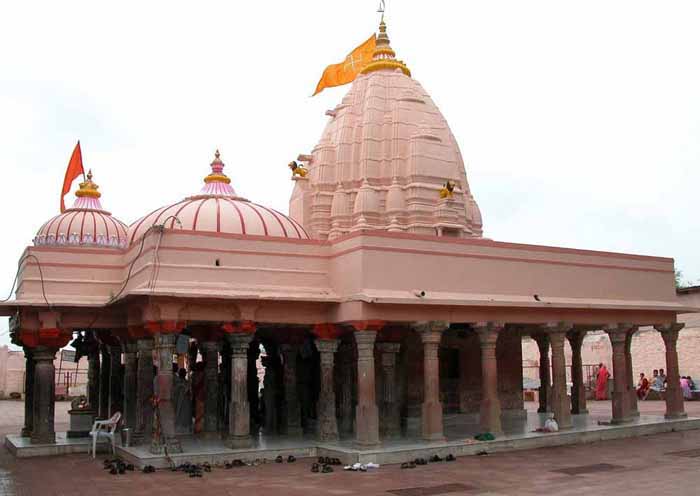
left=89, top=411, right=121, bottom=458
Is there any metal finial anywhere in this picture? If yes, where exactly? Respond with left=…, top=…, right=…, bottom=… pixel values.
left=377, top=0, right=385, bottom=22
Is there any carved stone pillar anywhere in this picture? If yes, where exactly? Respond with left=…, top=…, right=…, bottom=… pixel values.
left=567, top=330, right=588, bottom=415
left=377, top=342, right=401, bottom=438
left=354, top=331, right=379, bottom=447
left=606, top=325, right=632, bottom=424
left=316, top=339, right=339, bottom=441
left=338, top=343, right=355, bottom=436
left=475, top=323, right=503, bottom=434
left=281, top=344, right=302, bottom=436
left=415, top=322, right=448, bottom=441
left=533, top=334, right=551, bottom=413
left=227, top=333, right=254, bottom=448
left=87, top=346, right=100, bottom=412
left=625, top=329, right=639, bottom=417
left=108, top=345, right=122, bottom=417
left=655, top=324, right=687, bottom=419
left=122, top=343, right=138, bottom=430
left=152, top=333, right=178, bottom=453
left=135, top=338, right=154, bottom=444
left=21, top=348, right=34, bottom=437
left=548, top=325, right=573, bottom=429
left=31, top=347, right=57, bottom=444
left=99, top=345, right=110, bottom=419
left=201, top=341, right=220, bottom=434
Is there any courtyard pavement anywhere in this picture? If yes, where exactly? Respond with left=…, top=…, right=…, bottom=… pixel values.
left=2, top=400, right=700, bottom=495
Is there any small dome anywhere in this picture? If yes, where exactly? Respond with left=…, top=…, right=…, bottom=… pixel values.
left=128, top=151, right=309, bottom=244
left=34, top=170, right=128, bottom=248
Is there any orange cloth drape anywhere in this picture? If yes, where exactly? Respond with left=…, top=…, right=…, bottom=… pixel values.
left=313, top=34, right=376, bottom=96
left=60, top=141, right=84, bottom=213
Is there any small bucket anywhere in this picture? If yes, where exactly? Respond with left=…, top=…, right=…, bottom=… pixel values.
left=121, top=428, right=132, bottom=447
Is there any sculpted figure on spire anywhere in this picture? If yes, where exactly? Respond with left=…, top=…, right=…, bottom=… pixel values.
left=290, top=17, right=483, bottom=240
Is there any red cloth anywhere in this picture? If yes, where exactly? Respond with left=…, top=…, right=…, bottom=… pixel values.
left=595, top=365, right=610, bottom=400
left=60, top=141, right=84, bottom=213
left=637, top=377, right=650, bottom=399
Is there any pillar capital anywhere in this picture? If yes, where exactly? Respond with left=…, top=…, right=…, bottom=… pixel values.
left=122, top=342, right=138, bottom=355
left=316, top=338, right=339, bottom=355
left=313, top=323, right=341, bottom=340
left=136, top=337, right=154, bottom=353
left=222, top=320, right=257, bottom=335
left=376, top=342, right=401, bottom=354
left=354, top=329, right=377, bottom=353
left=32, top=346, right=58, bottom=362
left=226, top=332, right=254, bottom=356
left=200, top=340, right=221, bottom=353
left=655, top=323, right=684, bottom=346
left=347, top=320, right=385, bottom=333
left=542, top=322, right=573, bottom=338
left=566, top=329, right=587, bottom=348
left=474, top=322, right=504, bottom=347
left=605, top=323, right=635, bottom=344
left=145, top=320, right=186, bottom=335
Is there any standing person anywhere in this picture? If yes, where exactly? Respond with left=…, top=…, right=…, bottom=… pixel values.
left=595, top=363, right=610, bottom=400
left=681, top=376, right=692, bottom=400
left=637, top=373, right=650, bottom=400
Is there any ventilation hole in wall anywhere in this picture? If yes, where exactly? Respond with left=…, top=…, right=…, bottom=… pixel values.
left=215, top=259, right=221, bottom=267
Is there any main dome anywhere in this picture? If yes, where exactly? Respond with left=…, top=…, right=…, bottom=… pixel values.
left=128, top=151, right=309, bottom=244
left=289, top=19, right=483, bottom=240
left=34, top=171, right=128, bottom=248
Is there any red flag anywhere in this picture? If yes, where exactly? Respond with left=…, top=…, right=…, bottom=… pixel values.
left=60, top=141, right=85, bottom=213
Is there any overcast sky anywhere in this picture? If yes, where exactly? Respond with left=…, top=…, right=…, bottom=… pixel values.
left=1, top=0, right=699, bottom=347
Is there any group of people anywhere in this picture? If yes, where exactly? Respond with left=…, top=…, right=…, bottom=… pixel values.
left=594, top=364, right=697, bottom=402
left=636, top=369, right=696, bottom=400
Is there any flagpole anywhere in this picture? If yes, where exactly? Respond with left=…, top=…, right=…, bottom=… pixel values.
left=77, top=140, right=86, bottom=181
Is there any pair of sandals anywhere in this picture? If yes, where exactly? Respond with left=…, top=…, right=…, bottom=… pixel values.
left=104, top=459, right=134, bottom=475
left=224, top=459, right=246, bottom=469
left=275, top=455, right=297, bottom=463
left=428, top=454, right=456, bottom=463
left=318, top=456, right=342, bottom=466
left=311, top=463, right=334, bottom=473
left=142, top=465, right=156, bottom=473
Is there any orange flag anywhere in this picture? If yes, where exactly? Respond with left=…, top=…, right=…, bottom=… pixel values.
left=313, top=34, right=376, bottom=96
left=60, top=141, right=85, bottom=213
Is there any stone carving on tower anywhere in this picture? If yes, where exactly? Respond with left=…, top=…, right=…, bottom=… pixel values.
left=289, top=19, right=483, bottom=240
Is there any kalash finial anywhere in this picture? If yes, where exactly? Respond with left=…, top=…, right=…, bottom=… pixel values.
left=75, top=169, right=101, bottom=198
left=204, top=149, right=231, bottom=184
left=361, top=1, right=411, bottom=77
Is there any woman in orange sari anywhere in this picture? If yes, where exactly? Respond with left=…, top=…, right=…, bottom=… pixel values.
left=595, top=363, right=610, bottom=400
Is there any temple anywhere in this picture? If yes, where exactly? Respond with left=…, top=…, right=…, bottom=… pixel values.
left=2, top=17, right=698, bottom=464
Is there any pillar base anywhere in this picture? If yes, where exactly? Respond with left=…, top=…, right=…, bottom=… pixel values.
left=665, top=412, right=688, bottom=420
left=20, top=427, right=31, bottom=438
left=285, top=426, right=303, bottom=437
left=572, top=409, right=589, bottom=415
left=610, top=417, right=634, bottom=425
left=30, top=433, right=56, bottom=445
left=226, top=435, right=252, bottom=449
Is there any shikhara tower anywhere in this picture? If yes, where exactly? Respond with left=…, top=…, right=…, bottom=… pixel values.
left=291, top=19, right=483, bottom=240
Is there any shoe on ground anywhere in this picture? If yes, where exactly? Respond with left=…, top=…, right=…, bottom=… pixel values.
left=446, top=454, right=456, bottom=462
left=311, top=463, right=320, bottom=473
left=275, top=455, right=283, bottom=463
left=322, top=464, right=333, bottom=473
left=287, top=455, right=296, bottom=463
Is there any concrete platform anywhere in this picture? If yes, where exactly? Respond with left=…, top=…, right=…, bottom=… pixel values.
left=114, top=412, right=700, bottom=468
left=5, top=432, right=110, bottom=458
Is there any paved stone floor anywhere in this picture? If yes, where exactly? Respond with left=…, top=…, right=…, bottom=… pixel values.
left=2, top=400, right=700, bottom=495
